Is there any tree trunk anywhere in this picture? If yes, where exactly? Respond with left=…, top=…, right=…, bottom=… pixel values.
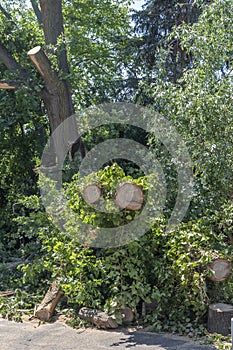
left=0, top=1, right=86, bottom=161
left=207, top=303, right=233, bottom=336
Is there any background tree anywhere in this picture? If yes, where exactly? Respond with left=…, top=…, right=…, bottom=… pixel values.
left=126, top=0, right=213, bottom=103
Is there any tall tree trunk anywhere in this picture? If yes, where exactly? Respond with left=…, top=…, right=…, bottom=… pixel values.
left=37, top=0, right=85, bottom=164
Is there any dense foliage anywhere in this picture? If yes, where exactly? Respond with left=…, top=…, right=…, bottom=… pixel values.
left=0, top=0, right=232, bottom=345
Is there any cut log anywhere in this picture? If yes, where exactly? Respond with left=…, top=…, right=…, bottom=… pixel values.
left=35, top=281, right=64, bottom=321
left=115, top=182, right=144, bottom=211
left=82, top=185, right=101, bottom=205
left=207, top=258, right=231, bottom=282
left=78, top=307, right=118, bottom=329
left=120, top=307, right=134, bottom=323
left=207, top=303, right=233, bottom=336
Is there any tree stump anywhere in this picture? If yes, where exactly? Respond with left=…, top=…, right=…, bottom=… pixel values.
left=82, top=184, right=101, bottom=204
left=115, top=182, right=144, bottom=210
left=35, top=281, right=64, bottom=321
left=78, top=307, right=118, bottom=329
left=207, top=303, right=233, bottom=336
left=207, top=258, right=231, bottom=282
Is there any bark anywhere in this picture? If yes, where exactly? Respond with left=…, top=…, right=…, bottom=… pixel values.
left=228, top=233, right=233, bottom=246
left=35, top=281, right=64, bottom=321
left=0, top=0, right=86, bottom=161
left=39, top=0, right=69, bottom=74
left=28, top=46, right=79, bottom=164
left=27, top=46, right=60, bottom=90
left=208, top=303, right=233, bottom=336
left=78, top=307, right=118, bottom=329
left=30, top=0, right=42, bottom=24
left=0, top=44, right=23, bottom=72
left=36, top=0, right=85, bottom=161
left=141, top=298, right=158, bottom=317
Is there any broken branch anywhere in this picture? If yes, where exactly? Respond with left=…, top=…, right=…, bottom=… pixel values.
left=27, top=46, right=59, bottom=90
left=0, top=80, right=20, bottom=89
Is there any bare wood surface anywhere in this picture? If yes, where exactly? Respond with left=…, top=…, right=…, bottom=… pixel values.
left=207, top=258, right=231, bottom=282
left=35, top=281, right=64, bottom=321
left=82, top=185, right=101, bottom=204
left=120, top=307, right=134, bottom=323
left=115, top=183, right=144, bottom=210
left=28, top=46, right=59, bottom=90
left=78, top=307, right=118, bottom=329
left=207, top=303, right=233, bottom=336
left=0, top=290, right=14, bottom=297
left=0, top=81, right=20, bottom=89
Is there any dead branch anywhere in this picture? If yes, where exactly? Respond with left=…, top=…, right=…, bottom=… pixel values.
left=0, top=80, right=20, bottom=89
left=0, top=290, right=14, bottom=297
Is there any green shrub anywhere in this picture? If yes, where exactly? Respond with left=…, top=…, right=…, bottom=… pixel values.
left=17, top=164, right=232, bottom=331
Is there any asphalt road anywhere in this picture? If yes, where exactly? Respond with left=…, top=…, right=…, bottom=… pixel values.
left=0, top=319, right=217, bottom=350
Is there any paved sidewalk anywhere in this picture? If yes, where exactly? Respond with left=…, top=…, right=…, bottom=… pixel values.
left=0, top=319, right=217, bottom=350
